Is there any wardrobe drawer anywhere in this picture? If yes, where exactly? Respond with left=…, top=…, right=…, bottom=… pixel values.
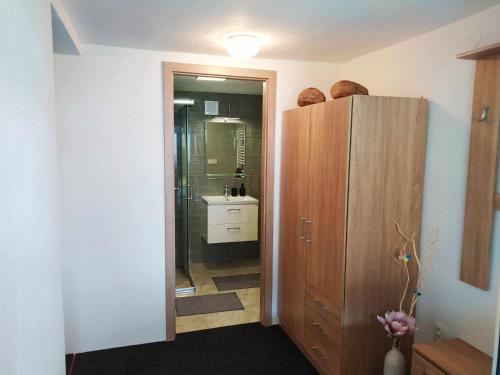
left=305, top=305, right=341, bottom=345
left=208, top=204, right=258, bottom=224
left=304, top=313, right=341, bottom=375
left=305, top=285, right=341, bottom=329
left=411, top=352, right=447, bottom=375
left=206, top=222, right=258, bottom=244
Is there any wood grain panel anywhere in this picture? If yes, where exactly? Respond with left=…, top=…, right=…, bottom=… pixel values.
left=163, top=64, right=176, bottom=342
left=460, top=54, right=500, bottom=290
left=306, top=285, right=342, bottom=330
left=411, top=352, right=446, bottom=375
left=304, top=318, right=342, bottom=375
left=306, top=98, right=351, bottom=314
left=260, top=75, right=277, bottom=325
left=343, top=96, right=428, bottom=375
left=413, top=339, right=492, bottom=375
left=278, top=106, right=311, bottom=345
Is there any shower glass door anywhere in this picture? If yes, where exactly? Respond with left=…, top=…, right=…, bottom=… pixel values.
left=174, top=105, right=195, bottom=293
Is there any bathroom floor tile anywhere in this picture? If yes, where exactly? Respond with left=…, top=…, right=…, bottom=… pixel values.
left=176, top=260, right=260, bottom=333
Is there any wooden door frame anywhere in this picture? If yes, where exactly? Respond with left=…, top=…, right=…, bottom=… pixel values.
left=163, top=62, right=277, bottom=341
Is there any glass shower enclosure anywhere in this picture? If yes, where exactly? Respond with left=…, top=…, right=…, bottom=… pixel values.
left=174, top=105, right=195, bottom=293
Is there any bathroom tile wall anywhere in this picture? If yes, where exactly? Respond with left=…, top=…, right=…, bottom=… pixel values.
left=174, top=91, right=262, bottom=264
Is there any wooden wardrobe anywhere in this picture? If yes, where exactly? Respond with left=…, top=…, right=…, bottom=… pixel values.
left=278, top=95, right=428, bottom=375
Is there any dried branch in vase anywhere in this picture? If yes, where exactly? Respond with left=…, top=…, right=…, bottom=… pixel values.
left=377, top=219, right=439, bottom=342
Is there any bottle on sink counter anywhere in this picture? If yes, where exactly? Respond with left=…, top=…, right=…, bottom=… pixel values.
left=231, top=187, right=238, bottom=197
left=239, top=183, right=246, bottom=197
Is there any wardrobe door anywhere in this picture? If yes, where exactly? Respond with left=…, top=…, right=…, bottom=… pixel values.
left=306, top=98, right=351, bottom=313
left=343, top=96, right=428, bottom=375
left=278, top=106, right=311, bottom=343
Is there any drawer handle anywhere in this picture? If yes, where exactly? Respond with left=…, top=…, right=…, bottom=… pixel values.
left=312, top=322, right=329, bottom=336
left=226, top=227, right=241, bottom=231
left=311, top=346, right=327, bottom=361
left=227, top=208, right=241, bottom=212
left=312, top=298, right=330, bottom=312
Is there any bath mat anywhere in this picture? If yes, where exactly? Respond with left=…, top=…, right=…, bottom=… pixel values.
left=212, top=273, right=260, bottom=291
left=176, top=292, right=244, bottom=316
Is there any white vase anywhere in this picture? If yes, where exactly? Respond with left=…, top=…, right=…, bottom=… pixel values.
left=383, top=341, right=406, bottom=375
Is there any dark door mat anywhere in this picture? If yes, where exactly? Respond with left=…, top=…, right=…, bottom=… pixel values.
left=176, top=292, right=244, bottom=316
left=212, top=273, right=260, bottom=291
left=68, top=323, right=318, bottom=375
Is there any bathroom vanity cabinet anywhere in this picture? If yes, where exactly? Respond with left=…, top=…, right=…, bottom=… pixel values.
left=201, top=195, right=259, bottom=243
left=278, top=96, right=428, bottom=375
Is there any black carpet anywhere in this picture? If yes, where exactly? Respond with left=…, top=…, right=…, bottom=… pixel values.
left=67, top=323, right=318, bottom=375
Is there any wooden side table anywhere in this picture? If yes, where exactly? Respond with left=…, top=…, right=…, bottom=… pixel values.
left=412, top=338, right=492, bottom=375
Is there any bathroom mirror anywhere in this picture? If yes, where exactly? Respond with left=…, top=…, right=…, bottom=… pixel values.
left=205, top=120, right=246, bottom=179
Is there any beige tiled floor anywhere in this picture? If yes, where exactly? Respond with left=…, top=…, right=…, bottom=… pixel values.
left=176, top=259, right=260, bottom=333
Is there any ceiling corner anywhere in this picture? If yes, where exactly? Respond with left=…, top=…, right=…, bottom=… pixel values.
left=51, top=0, right=82, bottom=55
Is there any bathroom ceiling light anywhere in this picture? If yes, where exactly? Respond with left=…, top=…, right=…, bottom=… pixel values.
left=174, top=99, right=195, bottom=105
left=195, top=76, right=226, bottom=81
left=224, top=33, right=262, bottom=59
left=212, top=117, right=241, bottom=123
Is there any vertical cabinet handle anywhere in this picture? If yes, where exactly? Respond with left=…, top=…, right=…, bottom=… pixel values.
left=187, top=184, right=192, bottom=200
left=305, top=220, right=312, bottom=244
left=299, top=217, right=306, bottom=239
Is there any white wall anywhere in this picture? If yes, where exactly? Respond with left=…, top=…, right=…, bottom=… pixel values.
left=341, top=4, right=500, bottom=356
left=54, top=46, right=341, bottom=353
left=0, top=1, right=66, bottom=374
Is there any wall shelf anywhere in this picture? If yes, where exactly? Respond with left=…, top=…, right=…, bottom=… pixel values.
left=457, top=41, right=500, bottom=60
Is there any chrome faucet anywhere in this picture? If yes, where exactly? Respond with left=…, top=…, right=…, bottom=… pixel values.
left=224, top=185, right=230, bottom=200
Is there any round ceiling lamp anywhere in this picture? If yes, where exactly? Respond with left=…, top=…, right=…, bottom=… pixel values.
left=224, top=33, right=262, bottom=59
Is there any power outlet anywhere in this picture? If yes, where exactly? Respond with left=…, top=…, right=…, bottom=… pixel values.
left=433, top=321, right=448, bottom=341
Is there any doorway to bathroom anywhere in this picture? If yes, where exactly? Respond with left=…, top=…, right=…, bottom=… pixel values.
left=164, top=63, right=276, bottom=340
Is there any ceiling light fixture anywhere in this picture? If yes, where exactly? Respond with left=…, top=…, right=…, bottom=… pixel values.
left=212, top=117, right=241, bottom=123
left=195, top=76, right=226, bottom=81
left=174, top=99, right=195, bottom=105
left=224, top=33, right=262, bottom=59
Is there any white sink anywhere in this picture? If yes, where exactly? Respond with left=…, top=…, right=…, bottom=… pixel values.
left=202, top=195, right=259, bottom=206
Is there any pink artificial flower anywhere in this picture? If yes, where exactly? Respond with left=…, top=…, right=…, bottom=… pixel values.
left=377, top=310, right=417, bottom=338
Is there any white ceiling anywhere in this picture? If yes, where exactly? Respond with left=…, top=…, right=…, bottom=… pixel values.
left=60, top=0, right=500, bottom=62
left=174, top=75, right=263, bottom=95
